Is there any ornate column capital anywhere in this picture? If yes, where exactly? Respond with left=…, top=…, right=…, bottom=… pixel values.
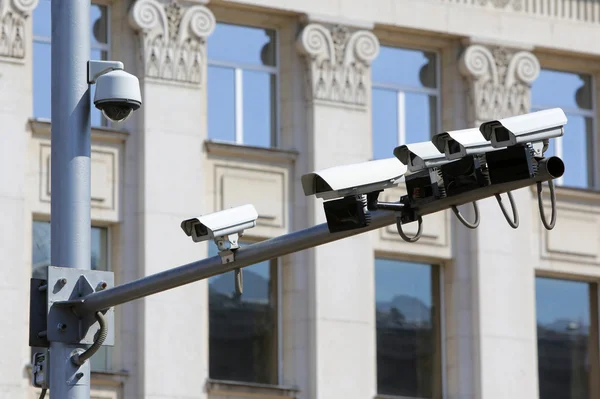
left=459, top=43, right=540, bottom=126
left=296, top=23, right=380, bottom=108
left=0, top=0, right=39, bottom=61
left=128, top=0, right=216, bottom=85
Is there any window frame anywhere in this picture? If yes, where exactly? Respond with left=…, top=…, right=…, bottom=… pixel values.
left=207, top=22, right=281, bottom=148
left=373, top=255, right=446, bottom=399
left=207, top=239, right=282, bottom=385
left=531, top=68, right=597, bottom=189
left=32, top=1, right=112, bottom=127
left=534, top=273, right=600, bottom=399
left=371, top=44, right=442, bottom=152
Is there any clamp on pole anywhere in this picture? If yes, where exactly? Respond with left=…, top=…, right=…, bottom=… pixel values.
left=215, top=233, right=243, bottom=295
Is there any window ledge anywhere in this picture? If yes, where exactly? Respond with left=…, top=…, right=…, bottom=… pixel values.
left=28, top=118, right=130, bottom=145
left=204, top=140, right=298, bottom=164
left=530, top=184, right=600, bottom=204
left=206, top=379, right=299, bottom=398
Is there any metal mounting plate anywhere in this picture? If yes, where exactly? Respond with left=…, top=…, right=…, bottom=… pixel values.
left=46, top=266, right=115, bottom=345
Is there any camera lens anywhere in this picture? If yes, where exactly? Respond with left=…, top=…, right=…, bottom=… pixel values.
left=101, top=104, right=134, bottom=122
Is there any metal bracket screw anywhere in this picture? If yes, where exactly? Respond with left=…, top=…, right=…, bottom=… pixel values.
left=57, top=323, right=67, bottom=332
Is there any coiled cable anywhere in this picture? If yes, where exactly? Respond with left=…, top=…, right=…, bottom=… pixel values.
left=71, top=311, right=108, bottom=366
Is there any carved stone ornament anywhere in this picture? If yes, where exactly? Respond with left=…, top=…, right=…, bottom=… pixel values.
left=0, top=0, right=39, bottom=60
left=459, top=44, right=540, bottom=126
left=129, top=0, right=216, bottom=85
left=296, top=23, right=380, bottom=107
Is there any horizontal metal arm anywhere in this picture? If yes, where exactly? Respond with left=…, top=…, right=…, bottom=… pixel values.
left=75, top=211, right=396, bottom=314
left=73, top=157, right=561, bottom=315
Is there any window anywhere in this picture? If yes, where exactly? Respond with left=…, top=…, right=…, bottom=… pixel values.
left=531, top=69, right=596, bottom=189
left=371, top=46, right=439, bottom=160
left=33, top=1, right=110, bottom=126
left=536, top=277, right=600, bottom=399
left=375, top=258, right=442, bottom=398
left=32, top=221, right=112, bottom=372
left=208, top=244, right=278, bottom=384
left=207, top=23, right=278, bottom=148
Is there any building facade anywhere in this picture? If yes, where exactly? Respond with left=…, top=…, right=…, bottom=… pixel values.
left=1, top=0, right=600, bottom=398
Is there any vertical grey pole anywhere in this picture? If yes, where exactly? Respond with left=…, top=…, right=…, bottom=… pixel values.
left=50, top=1, right=91, bottom=398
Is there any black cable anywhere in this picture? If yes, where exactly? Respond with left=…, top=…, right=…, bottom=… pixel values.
left=396, top=216, right=423, bottom=242
left=537, top=180, right=557, bottom=230
left=39, top=389, right=47, bottom=399
left=452, top=202, right=480, bottom=229
left=495, top=191, right=519, bottom=229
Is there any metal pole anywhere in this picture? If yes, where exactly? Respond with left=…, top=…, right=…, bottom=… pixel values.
left=73, top=157, right=561, bottom=315
left=50, top=1, right=92, bottom=398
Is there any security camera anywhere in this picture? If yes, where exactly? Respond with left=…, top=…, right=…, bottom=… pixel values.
left=180, top=204, right=258, bottom=251
left=394, top=141, right=452, bottom=173
left=431, top=127, right=496, bottom=160
left=88, top=60, right=142, bottom=123
left=479, top=108, right=567, bottom=151
left=301, top=158, right=407, bottom=200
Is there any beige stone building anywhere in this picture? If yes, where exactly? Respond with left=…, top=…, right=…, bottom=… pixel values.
left=1, top=0, right=600, bottom=398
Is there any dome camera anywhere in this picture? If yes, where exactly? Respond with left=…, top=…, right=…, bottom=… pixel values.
left=88, top=60, right=142, bottom=123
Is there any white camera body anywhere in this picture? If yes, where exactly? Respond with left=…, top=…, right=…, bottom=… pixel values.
left=431, top=127, right=496, bottom=160
left=394, top=141, right=452, bottom=173
left=88, top=60, right=142, bottom=123
left=301, top=158, right=407, bottom=200
left=180, top=204, right=258, bottom=245
left=479, top=108, right=567, bottom=149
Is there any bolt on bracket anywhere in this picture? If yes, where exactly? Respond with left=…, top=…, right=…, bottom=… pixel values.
left=30, top=266, right=116, bottom=346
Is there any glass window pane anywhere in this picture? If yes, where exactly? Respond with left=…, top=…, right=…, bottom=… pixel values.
left=561, top=114, right=593, bottom=188
left=208, top=66, right=236, bottom=142
left=372, top=88, right=398, bottom=160
left=208, top=244, right=278, bottom=384
left=242, top=70, right=275, bottom=147
left=532, top=70, right=593, bottom=111
left=372, top=46, right=437, bottom=89
left=536, top=277, right=593, bottom=399
left=208, top=23, right=276, bottom=67
left=91, top=5, right=109, bottom=46
left=405, top=92, right=437, bottom=144
left=33, top=0, right=51, bottom=38
left=33, top=42, right=51, bottom=119
left=375, top=259, right=441, bottom=397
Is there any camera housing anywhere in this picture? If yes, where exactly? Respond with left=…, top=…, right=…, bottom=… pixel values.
left=88, top=60, right=142, bottom=123
left=431, top=127, right=496, bottom=160
left=180, top=204, right=258, bottom=246
left=479, top=108, right=567, bottom=149
left=394, top=141, right=452, bottom=173
left=301, top=158, right=407, bottom=200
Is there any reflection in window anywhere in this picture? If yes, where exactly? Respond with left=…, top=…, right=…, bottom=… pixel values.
left=531, top=69, right=595, bottom=189
left=371, top=47, right=439, bottom=160
left=375, top=258, right=442, bottom=398
left=207, top=23, right=278, bottom=148
left=33, top=1, right=110, bottom=126
left=31, top=221, right=111, bottom=371
left=208, top=244, right=278, bottom=384
left=536, top=277, right=600, bottom=399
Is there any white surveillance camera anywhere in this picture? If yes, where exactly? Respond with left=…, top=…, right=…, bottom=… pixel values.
left=180, top=204, right=258, bottom=249
left=431, top=128, right=495, bottom=160
left=479, top=108, right=567, bottom=149
left=301, top=158, right=407, bottom=200
left=394, top=141, right=452, bottom=173
left=88, top=60, right=142, bottom=123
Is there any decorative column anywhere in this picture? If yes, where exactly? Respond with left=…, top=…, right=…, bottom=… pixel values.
left=289, top=22, right=379, bottom=399
left=0, top=1, right=37, bottom=398
left=449, top=42, right=541, bottom=399
left=126, top=1, right=215, bottom=398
